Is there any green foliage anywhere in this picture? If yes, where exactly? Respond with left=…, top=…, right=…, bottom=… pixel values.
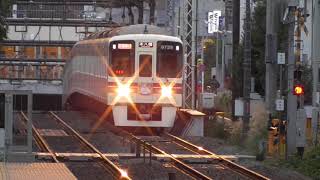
left=233, top=0, right=289, bottom=96
left=300, top=64, right=313, bottom=104
left=215, top=91, right=232, bottom=113
left=232, top=44, right=243, bottom=97
left=0, top=0, right=10, bottom=40
left=203, top=38, right=217, bottom=86
left=278, top=147, right=320, bottom=179
left=251, top=0, right=266, bottom=95
left=204, top=119, right=228, bottom=139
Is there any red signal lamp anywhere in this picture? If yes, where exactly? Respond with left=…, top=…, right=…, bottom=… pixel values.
left=293, top=85, right=304, bottom=96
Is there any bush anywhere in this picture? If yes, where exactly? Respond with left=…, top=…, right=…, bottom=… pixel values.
left=227, top=101, right=268, bottom=153
left=279, top=147, right=320, bottom=179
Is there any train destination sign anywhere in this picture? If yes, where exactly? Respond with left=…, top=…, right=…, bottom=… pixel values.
left=117, top=43, right=132, bottom=49
left=139, top=42, right=153, bottom=48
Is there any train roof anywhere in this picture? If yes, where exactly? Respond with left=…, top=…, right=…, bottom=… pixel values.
left=84, top=24, right=171, bottom=40
left=110, top=34, right=182, bottom=43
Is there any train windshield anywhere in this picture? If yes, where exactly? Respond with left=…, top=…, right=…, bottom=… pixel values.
left=157, top=41, right=183, bottom=78
left=110, top=41, right=135, bottom=77
left=139, top=54, right=152, bottom=77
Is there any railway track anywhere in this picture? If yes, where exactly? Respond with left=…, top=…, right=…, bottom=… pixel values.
left=20, top=111, right=59, bottom=163
left=53, top=111, right=208, bottom=179
left=92, top=113, right=268, bottom=180
left=163, top=133, right=269, bottom=180
left=105, top=126, right=213, bottom=180
left=23, top=110, right=269, bottom=179
left=134, top=133, right=269, bottom=180
left=20, top=111, right=131, bottom=180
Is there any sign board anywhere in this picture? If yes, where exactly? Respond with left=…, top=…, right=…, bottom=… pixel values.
left=199, top=93, right=215, bottom=109
left=296, top=108, right=306, bottom=147
left=275, top=99, right=285, bottom=111
left=208, top=11, right=221, bottom=33
left=235, top=99, right=244, bottom=116
left=211, top=67, right=216, bottom=76
left=277, top=53, right=285, bottom=64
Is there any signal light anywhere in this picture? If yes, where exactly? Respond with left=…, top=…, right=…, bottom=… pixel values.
left=293, top=85, right=304, bottom=96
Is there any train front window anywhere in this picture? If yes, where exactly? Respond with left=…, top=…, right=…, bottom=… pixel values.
left=110, top=41, right=135, bottom=77
left=139, top=54, right=152, bottom=77
left=157, top=41, right=183, bottom=78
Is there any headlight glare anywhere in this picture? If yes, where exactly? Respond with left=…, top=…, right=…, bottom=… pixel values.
left=161, top=86, right=172, bottom=97
left=117, top=85, right=130, bottom=97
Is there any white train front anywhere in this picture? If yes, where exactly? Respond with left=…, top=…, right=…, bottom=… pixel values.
left=63, top=25, right=183, bottom=128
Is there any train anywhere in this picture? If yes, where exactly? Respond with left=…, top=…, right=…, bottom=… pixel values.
left=63, top=24, right=184, bottom=128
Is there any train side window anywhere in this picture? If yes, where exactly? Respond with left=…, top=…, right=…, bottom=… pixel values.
left=139, top=54, right=152, bottom=77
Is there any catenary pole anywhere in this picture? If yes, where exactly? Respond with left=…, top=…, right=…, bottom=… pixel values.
left=265, top=0, right=279, bottom=116
left=242, top=0, right=251, bottom=139
left=312, top=0, right=320, bottom=145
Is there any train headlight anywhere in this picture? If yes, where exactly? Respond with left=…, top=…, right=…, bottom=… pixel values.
left=117, top=84, right=130, bottom=97
left=161, top=86, right=172, bottom=97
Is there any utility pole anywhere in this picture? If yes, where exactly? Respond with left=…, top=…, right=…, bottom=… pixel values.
left=312, top=0, right=320, bottom=145
left=265, top=0, right=279, bottom=116
left=286, top=1, right=298, bottom=156
left=232, top=0, right=240, bottom=101
left=242, top=0, right=251, bottom=139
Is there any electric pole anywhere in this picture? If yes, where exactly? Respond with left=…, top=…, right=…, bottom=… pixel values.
left=286, top=2, right=298, bottom=156
left=265, top=0, right=279, bottom=116
left=312, top=0, right=320, bottom=145
left=242, top=0, right=251, bottom=139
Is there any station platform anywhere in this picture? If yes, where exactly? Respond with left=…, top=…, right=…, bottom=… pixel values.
left=0, top=162, right=76, bottom=180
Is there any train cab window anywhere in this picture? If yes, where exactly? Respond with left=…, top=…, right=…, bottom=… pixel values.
left=157, top=41, right=183, bottom=78
left=139, top=54, right=152, bottom=77
left=110, top=41, right=135, bottom=77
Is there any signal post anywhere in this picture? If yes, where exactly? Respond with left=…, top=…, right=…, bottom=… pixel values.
left=286, top=1, right=308, bottom=157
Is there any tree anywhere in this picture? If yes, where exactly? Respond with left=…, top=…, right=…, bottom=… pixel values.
left=251, top=0, right=266, bottom=95
left=0, top=16, right=6, bottom=40
left=233, top=0, right=288, bottom=97
left=203, top=38, right=217, bottom=87
left=0, top=0, right=9, bottom=40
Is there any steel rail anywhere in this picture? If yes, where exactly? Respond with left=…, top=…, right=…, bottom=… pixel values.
left=104, top=125, right=212, bottom=180
left=49, top=111, right=131, bottom=180
left=5, top=18, right=120, bottom=27
left=0, top=63, right=64, bottom=66
left=0, top=40, right=76, bottom=47
left=0, top=57, right=67, bottom=63
left=12, top=0, right=131, bottom=6
left=20, top=111, right=59, bottom=163
left=164, top=133, right=270, bottom=180
left=0, top=78, right=63, bottom=82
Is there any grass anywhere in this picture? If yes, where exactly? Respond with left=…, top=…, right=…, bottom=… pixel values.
left=204, top=117, right=228, bottom=139
left=276, top=147, right=320, bottom=179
